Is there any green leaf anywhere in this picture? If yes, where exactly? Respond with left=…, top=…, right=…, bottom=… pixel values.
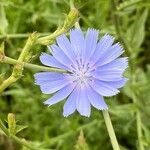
left=15, top=125, right=28, bottom=134
left=110, top=103, right=138, bottom=117
left=0, top=5, right=8, bottom=34
left=117, top=0, right=142, bottom=11
left=126, top=9, right=148, bottom=51
left=132, top=9, right=148, bottom=48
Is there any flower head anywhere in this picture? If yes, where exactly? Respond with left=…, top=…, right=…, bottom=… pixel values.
left=34, top=28, right=128, bottom=117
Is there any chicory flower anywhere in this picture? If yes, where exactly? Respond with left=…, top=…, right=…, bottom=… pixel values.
left=34, top=28, right=128, bottom=117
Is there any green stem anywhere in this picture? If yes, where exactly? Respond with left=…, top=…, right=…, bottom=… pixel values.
left=18, top=32, right=37, bottom=61
left=2, top=57, right=67, bottom=73
left=132, top=94, right=144, bottom=150
left=10, top=135, right=38, bottom=150
left=0, top=75, right=17, bottom=93
left=111, top=1, right=143, bottom=149
left=70, top=1, right=119, bottom=149
left=102, top=110, right=120, bottom=150
left=132, top=75, right=144, bottom=150
left=69, top=0, right=80, bottom=29
left=0, top=119, right=9, bottom=135
left=137, top=112, right=144, bottom=150
left=0, top=56, right=67, bottom=93
left=37, top=8, right=78, bottom=45
left=0, top=119, right=50, bottom=150
left=0, top=33, right=51, bottom=39
left=37, top=28, right=65, bottom=45
left=0, top=8, right=78, bottom=93
left=70, top=0, right=74, bottom=9
left=0, top=34, right=37, bottom=93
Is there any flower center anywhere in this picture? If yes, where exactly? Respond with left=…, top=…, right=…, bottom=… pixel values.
left=70, top=59, right=92, bottom=84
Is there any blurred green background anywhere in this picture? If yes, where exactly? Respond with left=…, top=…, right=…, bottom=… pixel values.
left=0, top=0, right=150, bottom=150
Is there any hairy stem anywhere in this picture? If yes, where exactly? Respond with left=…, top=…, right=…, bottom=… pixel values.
left=0, top=8, right=78, bottom=93
left=0, top=34, right=37, bottom=93
left=2, top=56, right=67, bottom=73
left=37, top=9, right=78, bottom=45
left=132, top=96, right=144, bottom=150
left=102, top=110, right=120, bottom=150
left=0, top=76, right=17, bottom=93
left=0, top=33, right=50, bottom=39
left=0, top=118, right=50, bottom=150
left=137, top=112, right=143, bottom=150
left=10, top=135, right=39, bottom=150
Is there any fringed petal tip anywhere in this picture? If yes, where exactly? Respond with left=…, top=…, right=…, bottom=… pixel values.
left=102, top=33, right=115, bottom=42
left=104, top=91, right=120, bottom=97
left=96, top=104, right=108, bottom=111
left=34, top=81, right=38, bottom=85
left=63, top=112, right=90, bottom=118
left=43, top=100, right=54, bottom=106
left=70, top=28, right=82, bottom=33
left=56, top=34, right=67, bottom=40
left=63, top=113, right=73, bottom=117
left=79, top=114, right=90, bottom=117
left=63, top=114, right=69, bottom=117
left=43, top=100, right=49, bottom=105
left=87, top=28, right=99, bottom=33
left=47, top=45, right=53, bottom=53
left=123, top=57, right=129, bottom=70
left=100, top=106, right=108, bottom=111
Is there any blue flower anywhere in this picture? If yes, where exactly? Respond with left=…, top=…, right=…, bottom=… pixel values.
left=34, top=28, right=128, bottom=117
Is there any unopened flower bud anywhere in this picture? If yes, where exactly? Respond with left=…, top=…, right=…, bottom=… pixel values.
left=8, top=113, right=16, bottom=135
left=63, top=8, right=79, bottom=30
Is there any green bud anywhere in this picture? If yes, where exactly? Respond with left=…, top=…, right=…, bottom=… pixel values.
left=8, top=113, right=16, bottom=135
left=63, top=8, right=79, bottom=30
left=75, top=130, right=89, bottom=150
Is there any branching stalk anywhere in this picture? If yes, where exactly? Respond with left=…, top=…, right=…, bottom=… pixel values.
left=0, top=8, right=78, bottom=93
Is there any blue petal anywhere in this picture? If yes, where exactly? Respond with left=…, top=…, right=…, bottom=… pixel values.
left=40, top=53, right=68, bottom=70
left=106, top=78, right=128, bottom=89
left=63, top=88, right=77, bottom=117
left=44, top=83, right=76, bottom=105
left=97, top=57, right=128, bottom=71
left=70, top=29, right=85, bottom=57
left=34, top=72, right=65, bottom=85
left=50, top=44, right=72, bottom=67
left=92, top=69, right=125, bottom=81
left=40, top=78, right=73, bottom=94
left=90, top=79, right=119, bottom=97
left=56, top=34, right=76, bottom=62
left=95, top=43, right=124, bottom=67
left=90, top=34, right=114, bottom=64
left=84, top=28, right=99, bottom=62
left=76, top=86, right=91, bottom=117
left=87, top=86, right=108, bottom=110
